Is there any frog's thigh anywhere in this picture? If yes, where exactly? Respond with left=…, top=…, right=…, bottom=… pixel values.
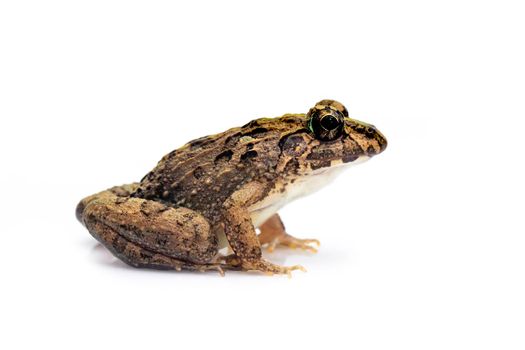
left=84, top=215, right=191, bottom=270
left=78, top=186, right=218, bottom=268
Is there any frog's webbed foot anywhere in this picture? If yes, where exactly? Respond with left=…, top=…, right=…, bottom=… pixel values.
left=258, top=214, right=320, bottom=253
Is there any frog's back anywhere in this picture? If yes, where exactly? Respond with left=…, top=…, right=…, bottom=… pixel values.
left=131, top=115, right=307, bottom=220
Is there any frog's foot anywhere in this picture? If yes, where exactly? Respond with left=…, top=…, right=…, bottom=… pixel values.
left=217, top=255, right=304, bottom=277
left=258, top=213, right=320, bottom=253
left=265, top=234, right=320, bottom=253
left=240, top=258, right=306, bottom=277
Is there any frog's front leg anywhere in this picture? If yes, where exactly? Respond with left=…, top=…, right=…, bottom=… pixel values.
left=76, top=184, right=225, bottom=274
left=221, top=182, right=305, bottom=276
left=258, top=214, right=320, bottom=253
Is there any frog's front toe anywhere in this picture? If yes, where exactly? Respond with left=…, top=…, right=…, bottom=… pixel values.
left=264, top=235, right=321, bottom=253
left=240, top=258, right=306, bottom=277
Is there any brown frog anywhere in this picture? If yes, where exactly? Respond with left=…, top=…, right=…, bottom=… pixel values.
left=76, top=100, right=387, bottom=276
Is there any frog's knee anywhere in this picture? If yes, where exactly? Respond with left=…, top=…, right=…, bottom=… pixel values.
left=75, top=192, right=107, bottom=224
left=76, top=184, right=139, bottom=224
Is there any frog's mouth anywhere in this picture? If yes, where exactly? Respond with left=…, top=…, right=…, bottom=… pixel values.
left=310, top=155, right=371, bottom=175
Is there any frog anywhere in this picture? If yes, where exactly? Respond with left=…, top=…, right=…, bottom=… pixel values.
left=76, top=100, right=387, bottom=276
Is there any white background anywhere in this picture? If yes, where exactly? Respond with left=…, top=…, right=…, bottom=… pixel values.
left=1, top=1, right=524, bottom=349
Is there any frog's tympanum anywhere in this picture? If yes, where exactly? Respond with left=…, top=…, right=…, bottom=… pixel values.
left=76, top=100, right=387, bottom=276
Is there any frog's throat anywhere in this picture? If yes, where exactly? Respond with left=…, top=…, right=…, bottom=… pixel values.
left=249, top=155, right=370, bottom=228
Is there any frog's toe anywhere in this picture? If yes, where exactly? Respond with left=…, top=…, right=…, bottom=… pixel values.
left=265, top=235, right=320, bottom=253
left=240, top=259, right=306, bottom=277
left=283, top=264, right=307, bottom=278
left=267, top=264, right=306, bottom=278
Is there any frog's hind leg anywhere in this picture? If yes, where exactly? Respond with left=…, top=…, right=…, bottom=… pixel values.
left=76, top=184, right=224, bottom=274
left=75, top=183, right=139, bottom=223
left=258, top=214, right=320, bottom=253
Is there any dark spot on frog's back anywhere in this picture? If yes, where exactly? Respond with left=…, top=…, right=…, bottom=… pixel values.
left=193, top=166, right=205, bottom=179
left=189, top=136, right=216, bottom=149
left=240, top=150, right=258, bottom=161
left=214, top=150, right=233, bottom=164
left=243, top=127, right=269, bottom=138
left=224, top=132, right=241, bottom=147
left=242, top=120, right=260, bottom=128
left=164, top=149, right=177, bottom=159
left=282, top=116, right=301, bottom=123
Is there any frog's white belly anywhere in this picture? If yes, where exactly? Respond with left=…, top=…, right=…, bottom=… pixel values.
left=249, top=156, right=370, bottom=227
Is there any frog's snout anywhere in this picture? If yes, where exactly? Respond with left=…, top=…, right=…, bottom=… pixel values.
left=374, top=127, right=388, bottom=154
left=345, top=118, right=388, bottom=156
left=364, top=125, right=387, bottom=156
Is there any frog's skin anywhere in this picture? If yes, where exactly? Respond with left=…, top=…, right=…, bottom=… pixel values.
left=76, top=100, right=387, bottom=276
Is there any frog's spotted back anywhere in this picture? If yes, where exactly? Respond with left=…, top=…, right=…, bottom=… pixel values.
left=132, top=100, right=386, bottom=219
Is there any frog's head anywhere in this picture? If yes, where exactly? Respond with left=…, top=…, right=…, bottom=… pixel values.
left=279, top=100, right=387, bottom=173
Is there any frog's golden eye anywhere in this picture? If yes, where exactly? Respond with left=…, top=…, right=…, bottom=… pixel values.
left=307, top=109, right=345, bottom=141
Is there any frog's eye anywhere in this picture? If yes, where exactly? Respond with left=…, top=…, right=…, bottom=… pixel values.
left=307, top=109, right=345, bottom=141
